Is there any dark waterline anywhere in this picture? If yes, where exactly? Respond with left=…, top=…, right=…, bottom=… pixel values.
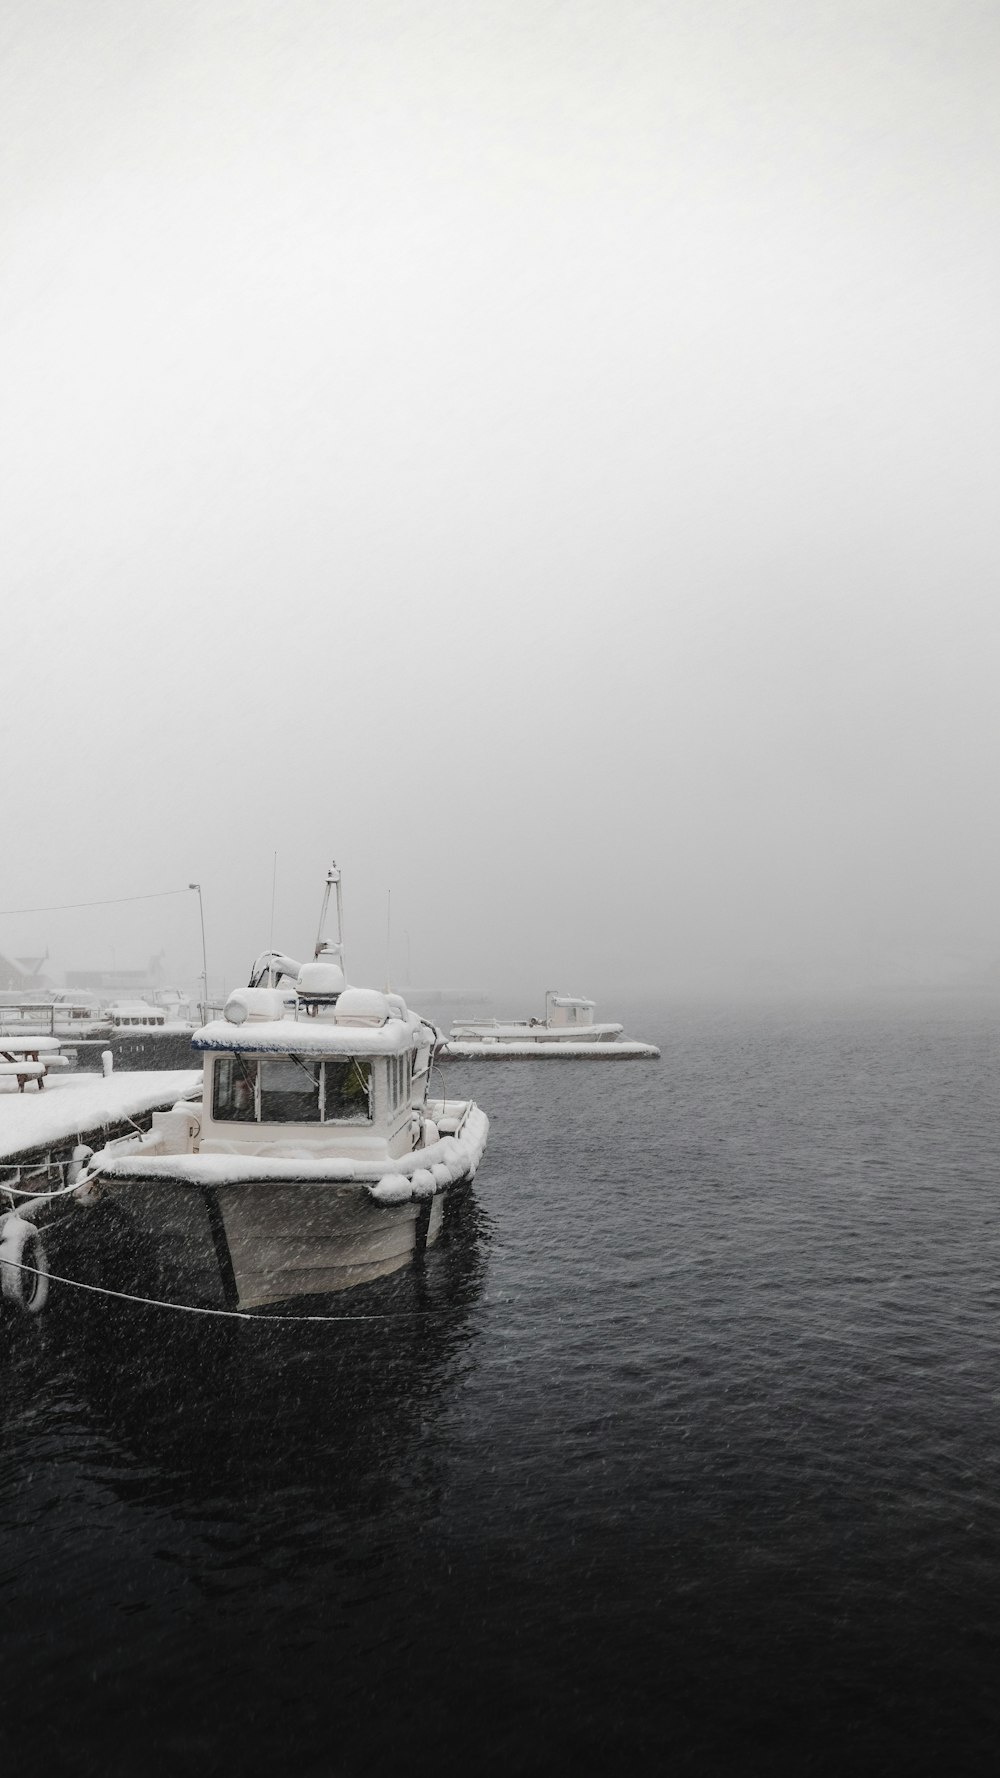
left=2, top=1000, right=1000, bottom=1775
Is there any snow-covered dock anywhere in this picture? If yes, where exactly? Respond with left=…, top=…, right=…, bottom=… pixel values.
left=439, top=1039, right=660, bottom=1059
left=0, top=1070, right=201, bottom=1165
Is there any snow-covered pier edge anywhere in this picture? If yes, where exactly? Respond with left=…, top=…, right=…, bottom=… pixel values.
left=0, top=1070, right=201, bottom=1182
left=438, top=1040, right=660, bottom=1060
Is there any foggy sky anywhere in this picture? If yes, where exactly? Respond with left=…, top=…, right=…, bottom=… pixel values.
left=3, top=1, right=999, bottom=1000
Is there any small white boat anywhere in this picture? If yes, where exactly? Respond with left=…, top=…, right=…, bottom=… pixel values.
left=442, top=991, right=659, bottom=1059
left=105, top=999, right=170, bottom=1029
left=73, top=865, right=489, bottom=1308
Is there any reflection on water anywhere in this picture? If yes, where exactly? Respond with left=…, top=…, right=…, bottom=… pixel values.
left=1, top=1192, right=494, bottom=1774
left=11, top=1192, right=489, bottom=1518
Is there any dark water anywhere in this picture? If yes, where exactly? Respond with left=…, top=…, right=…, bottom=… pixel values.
left=3, top=1000, right=1000, bottom=1775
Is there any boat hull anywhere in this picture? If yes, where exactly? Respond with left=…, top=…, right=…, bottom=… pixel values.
left=64, top=1102, right=488, bottom=1311
left=70, top=1174, right=451, bottom=1311
left=216, top=1179, right=446, bottom=1306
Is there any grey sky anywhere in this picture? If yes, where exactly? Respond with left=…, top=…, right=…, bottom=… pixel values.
left=3, top=1, right=999, bottom=998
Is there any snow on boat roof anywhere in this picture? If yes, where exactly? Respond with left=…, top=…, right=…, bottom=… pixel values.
left=0, top=1069, right=201, bottom=1161
left=193, top=1017, right=424, bottom=1056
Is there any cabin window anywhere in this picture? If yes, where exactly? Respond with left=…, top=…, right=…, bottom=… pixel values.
left=213, top=1054, right=259, bottom=1121
left=387, top=1052, right=411, bottom=1110
left=212, top=1052, right=372, bottom=1123
left=389, top=1054, right=406, bottom=1109
left=323, top=1057, right=372, bottom=1123
left=259, top=1055, right=322, bottom=1122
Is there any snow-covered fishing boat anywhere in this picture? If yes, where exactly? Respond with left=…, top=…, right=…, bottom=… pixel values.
left=442, top=991, right=659, bottom=1059
left=58, top=864, right=489, bottom=1309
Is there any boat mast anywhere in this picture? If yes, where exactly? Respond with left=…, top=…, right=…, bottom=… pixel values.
left=314, top=861, right=346, bottom=973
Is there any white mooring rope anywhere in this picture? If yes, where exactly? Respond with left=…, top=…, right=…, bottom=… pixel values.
left=1, top=1180, right=82, bottom=1204
left=0, top=1256, right=430, bottom=1323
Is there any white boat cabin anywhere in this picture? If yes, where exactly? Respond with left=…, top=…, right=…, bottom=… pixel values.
left=194, top=981, right=439, bottom=1165
left=106, top=999, right=168, bottom=1028
left=448, top=989, right=624, bottom=1045
left=544, top=993, right=597, bottom=1029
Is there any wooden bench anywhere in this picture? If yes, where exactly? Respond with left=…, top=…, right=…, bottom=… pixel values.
left=0, top=1060, right=46, bottom=1092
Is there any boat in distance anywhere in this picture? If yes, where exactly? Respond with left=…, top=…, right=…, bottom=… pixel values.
left=52, top=865, right=488, bottom=1309
left=441, top=991, right=659, bottom=1059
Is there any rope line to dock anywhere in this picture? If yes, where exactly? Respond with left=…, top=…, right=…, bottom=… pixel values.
left=2, top=1180, right=81, bottom=1205
left=0, top=1257, right=432, bottom=1323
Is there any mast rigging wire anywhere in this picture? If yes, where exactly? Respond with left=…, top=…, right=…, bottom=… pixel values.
left=0, top=888, right=195, bottom=917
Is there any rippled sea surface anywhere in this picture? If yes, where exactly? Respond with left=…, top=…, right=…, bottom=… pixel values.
left=3, top=999, right=1000, bottom=1775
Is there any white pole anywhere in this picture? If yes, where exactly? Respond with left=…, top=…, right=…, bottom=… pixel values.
left=314, top=861, right=346, bottom=975
left=267, top=852, right=278, bottom=987
left=189, top=883, right=208, bottom=1023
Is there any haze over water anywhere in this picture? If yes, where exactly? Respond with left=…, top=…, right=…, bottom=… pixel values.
left=2, top=1, right=999, bottom=1002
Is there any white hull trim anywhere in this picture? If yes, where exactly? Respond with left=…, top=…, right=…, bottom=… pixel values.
left=84, top=1105, right=490, bottom=1203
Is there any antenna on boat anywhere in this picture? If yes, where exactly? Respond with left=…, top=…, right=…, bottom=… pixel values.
left=267, top=852, right=278, bottom=987
left=314, top=861, right=346, bottom=975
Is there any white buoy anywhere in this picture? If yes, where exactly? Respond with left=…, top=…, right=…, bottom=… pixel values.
left=101, top=1050, right=114, bottom=1077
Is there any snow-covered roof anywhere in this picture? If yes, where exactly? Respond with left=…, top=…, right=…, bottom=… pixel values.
left=193, top=1016, right=425, bottom=1056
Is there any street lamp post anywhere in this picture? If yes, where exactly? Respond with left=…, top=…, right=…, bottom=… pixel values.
left=189, top=883, right=208, bottom=1024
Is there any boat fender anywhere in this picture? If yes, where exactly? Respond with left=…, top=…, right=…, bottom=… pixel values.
left=368, top=1175, right=413, bottom=1206
left=410, top=1168, right=436, bottom=1201
left=420, top=1119, right=439, bottom=1149
left=66, top=1144, right=94, bottom=1186
left=0, top=1216, right=49, bottom=1314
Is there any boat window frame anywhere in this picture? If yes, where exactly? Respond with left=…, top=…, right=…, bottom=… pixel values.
left=321, top=1055, right=372, bottom=1124
left=387, top=1050, right=413, bottom=1113
left=211, top=1051, right=373, bottom=1125
left=212, top=1052, right=259, bottom=1122
left=258, top=1052, right=324, bottom=1124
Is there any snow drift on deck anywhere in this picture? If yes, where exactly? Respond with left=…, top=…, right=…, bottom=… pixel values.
left=90, top=1106, right=490, bottom=1192
left=193, top=1018, right=425, bottom=1055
